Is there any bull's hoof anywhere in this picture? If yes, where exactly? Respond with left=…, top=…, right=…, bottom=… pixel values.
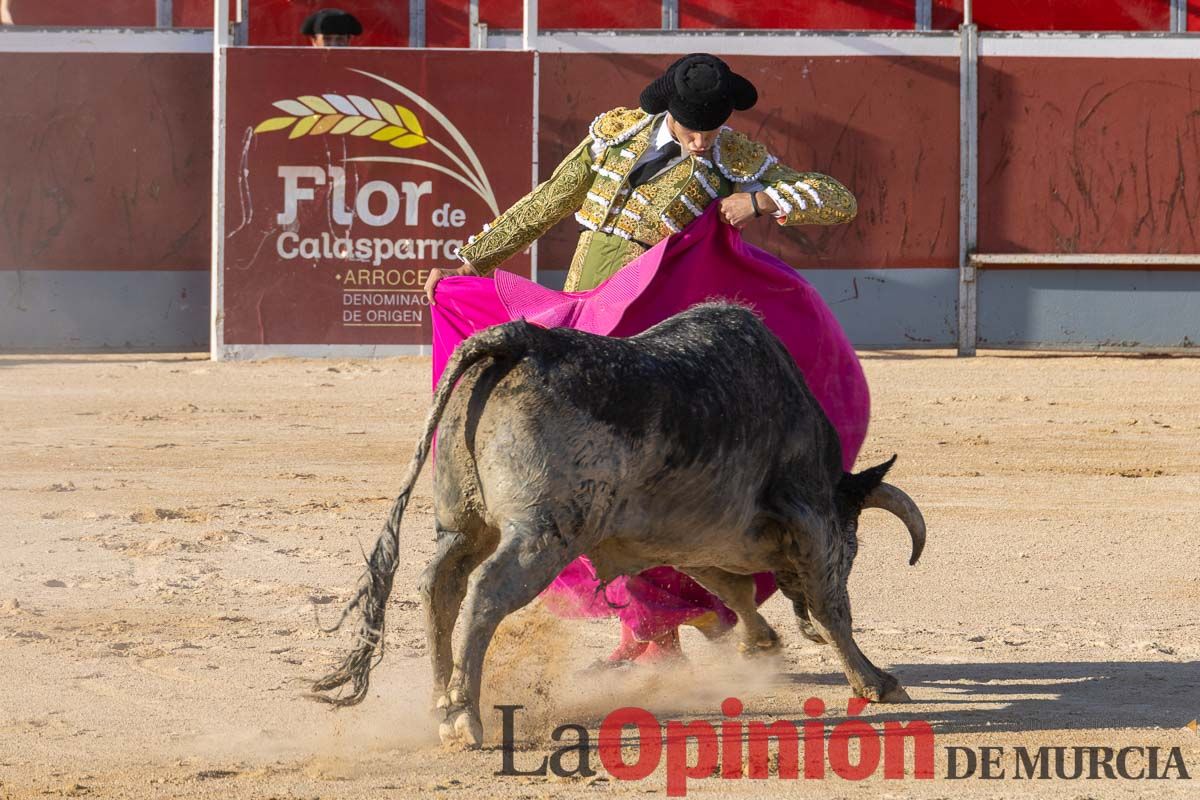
left=438, top=707, right=483, bottom=749
left=737, top=630, right=782, bottom=658
left=688, top=612, right=733, bottom=642
left=880, top=684, right=912, bottom=703
left=853, top=673, right=910, bottom=703
left=797, top=618, right=827, bottom=645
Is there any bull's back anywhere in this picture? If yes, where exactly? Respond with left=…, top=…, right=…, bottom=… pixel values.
left=437, top=304, right=838, bottom=533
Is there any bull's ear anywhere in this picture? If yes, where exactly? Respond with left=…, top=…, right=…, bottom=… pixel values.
left=837, top=455, right=897, bottom=512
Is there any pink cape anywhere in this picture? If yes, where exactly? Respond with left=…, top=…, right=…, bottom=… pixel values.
left=431, top=206, right=869, bottom=641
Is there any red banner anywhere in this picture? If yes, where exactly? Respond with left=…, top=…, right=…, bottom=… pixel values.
left=221, top=48, right=533, bottom=348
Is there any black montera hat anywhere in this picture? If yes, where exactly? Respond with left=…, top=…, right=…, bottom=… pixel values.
left=301, top=8, right=363, bottom=36
left=638, top=53, right=758, bottom=131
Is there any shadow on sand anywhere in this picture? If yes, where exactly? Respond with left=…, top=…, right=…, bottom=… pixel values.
left=767, top=660, right=1200, bottom=735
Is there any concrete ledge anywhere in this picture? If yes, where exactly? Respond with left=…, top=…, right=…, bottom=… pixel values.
left=978, top=270, right=1200, bottom=350
left=8, top=267, right=1195, bottom=354
left=1, top=270, right=209, bottom=352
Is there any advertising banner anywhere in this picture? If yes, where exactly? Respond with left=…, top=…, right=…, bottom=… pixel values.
left=218, top=48, right=534, bottom=355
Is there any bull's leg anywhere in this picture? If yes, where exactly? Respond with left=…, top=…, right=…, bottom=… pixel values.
left=796, top=560, right=909, bottom=703
left=774, top=572, right=827, bottom=645
left=419, top=526, right=495, bottom=709
left=681, top=568, right=780, bottom=656
left=438, top=517, right=579, bottom=748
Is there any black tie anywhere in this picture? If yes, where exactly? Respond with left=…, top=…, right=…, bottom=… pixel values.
left=627, top=141, right=682, bottom=188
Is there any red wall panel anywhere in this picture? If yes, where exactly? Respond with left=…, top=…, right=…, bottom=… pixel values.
left=978, top=57, right=1200, bottom=260
left=681, top=1, right=918, bottom=30
left=426, top=0, right=1175, bottom=39
left=428, top=0, right=470, bottom=48
left=425, top=0, right=658, bottom=46
left=1, top=0, right=1177, bottom=34
left=474, top=0, right=659, bottom=30
left=173, top=0, right=235, bottom=27
left=0, top=53, right=211, bottom=270
left=3, top=0, right=153, bottom=26
left=537, top=53, right=960, bottom=271
left=934, top=0, right=1170, bottom=31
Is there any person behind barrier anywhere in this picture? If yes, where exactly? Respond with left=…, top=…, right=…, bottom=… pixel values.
left=301, top=8, right=362, bottom=47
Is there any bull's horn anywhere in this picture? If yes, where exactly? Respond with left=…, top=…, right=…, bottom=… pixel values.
left=863, top=483, right=926, bottom=566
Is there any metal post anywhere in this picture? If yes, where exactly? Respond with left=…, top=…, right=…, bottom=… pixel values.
left=211, top=0, right=230, bottom=360
left=522, top=0, right=536, bottom=50
left=468, top=0, right=479, bottom=47
left=963, top=0, right=973, bottom=26
left=662, top=0, right=679, bottom=30
left=409, top=0, right=426, bottom=47
left=914, top=0, right=931, bottom=31
left=957, top=19, right=978, bottom=356
left=530, top=51, right=540, bottom=283
left=234, top=0, right=248, bottom=45
left=155, top=0, right=173, bottom=28
left=1170, top=0, right=1186, bottom=32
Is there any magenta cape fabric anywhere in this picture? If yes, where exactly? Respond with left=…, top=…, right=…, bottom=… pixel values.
left=430, top=206, right=869, bottom=641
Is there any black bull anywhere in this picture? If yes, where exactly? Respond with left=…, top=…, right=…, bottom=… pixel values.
left=310, top=302, right=926, bottom=747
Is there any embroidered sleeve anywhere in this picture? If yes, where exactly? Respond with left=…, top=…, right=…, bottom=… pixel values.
left=715, top=129, right=857, bottom=226
left=759, top=161, right=858, bottom=226
left=458, top=136, right=596, bottom=275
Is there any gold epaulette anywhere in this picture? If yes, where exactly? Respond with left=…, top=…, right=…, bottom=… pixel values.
left=588, top=107, right=655, bottom=148
left=713, top=128, right=777, bottom=183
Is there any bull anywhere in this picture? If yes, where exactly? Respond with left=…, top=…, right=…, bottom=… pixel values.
left=311, top=302, right=926, bottom=747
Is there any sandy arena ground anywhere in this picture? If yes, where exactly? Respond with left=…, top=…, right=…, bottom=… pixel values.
left=1, top=349, right=1198, bottom=798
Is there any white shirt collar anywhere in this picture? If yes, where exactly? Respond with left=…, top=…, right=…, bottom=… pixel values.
left=653, top=115, right=677, bottom=151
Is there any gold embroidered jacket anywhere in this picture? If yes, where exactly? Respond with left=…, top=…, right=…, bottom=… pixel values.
left=458, top=107, right=857, bottom=287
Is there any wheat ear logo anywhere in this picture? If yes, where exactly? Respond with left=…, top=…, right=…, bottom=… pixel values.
left=253, top=68, right=499, bottom=215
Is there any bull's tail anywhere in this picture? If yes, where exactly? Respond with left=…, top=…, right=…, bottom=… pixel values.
left=309, top=321, right=533, bottom=706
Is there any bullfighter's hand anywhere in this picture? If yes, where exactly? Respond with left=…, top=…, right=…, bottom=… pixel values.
left=425, top=262, right=480, bottom=305
left=718, top=193, right=757, bottom=229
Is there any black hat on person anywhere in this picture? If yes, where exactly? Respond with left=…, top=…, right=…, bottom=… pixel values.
left=301, top=8, right=363, bottom=37
left=638, top=53, right=758, bottom=131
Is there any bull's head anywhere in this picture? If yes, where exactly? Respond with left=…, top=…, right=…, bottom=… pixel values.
left=836, top=455, right=926, bottom=567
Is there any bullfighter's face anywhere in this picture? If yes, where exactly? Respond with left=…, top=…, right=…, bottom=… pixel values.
left=666, top=114, right=721, bottom=157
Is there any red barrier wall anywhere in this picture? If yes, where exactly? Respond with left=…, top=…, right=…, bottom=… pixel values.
left=4, top=46, right=1191, bottom=280
left=2, top=0, right=153, bottom=26
left=536, top=53, right=961, bottom=271
left=978, top=57, right=1200, bottom=264
left=677, top=0, right=1170, bottom=31
left=933, top=0, right=1170, bottom=31
left=681, top=1, right=919, bottom=30
left=1, top=0, right=1182, bottom=36
left=173, top=0, right=234, bottom=26
left=0, top=53, right=211, bottom=271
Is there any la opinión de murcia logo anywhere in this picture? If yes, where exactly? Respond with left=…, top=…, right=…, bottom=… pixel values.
left=495, top=700, right=1193, bottom=796
left=945, top=745, right=1190, bottom=780
left=498, top=697, right=935, bottom=796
